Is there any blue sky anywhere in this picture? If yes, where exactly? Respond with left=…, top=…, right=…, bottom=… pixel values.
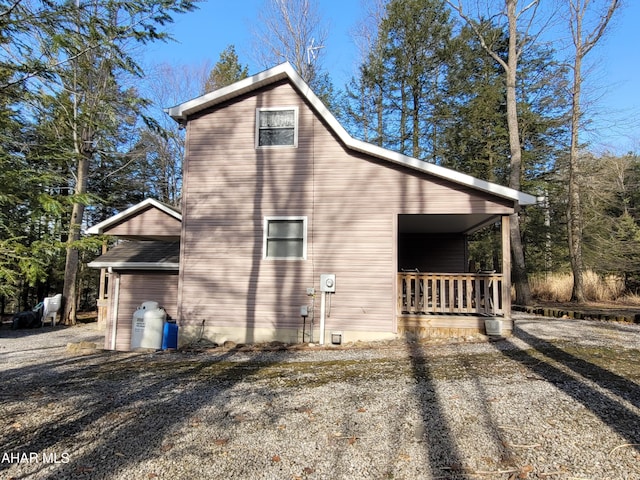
left=143, top=0, right=639, bottom=153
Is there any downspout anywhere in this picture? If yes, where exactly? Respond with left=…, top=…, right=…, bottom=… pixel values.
left=319, top=291, right=326, bottom=345
left=109, top=268, right=120, bottom=350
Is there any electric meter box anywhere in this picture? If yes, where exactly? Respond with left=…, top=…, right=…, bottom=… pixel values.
left=320, top=273, right=336, bottom=293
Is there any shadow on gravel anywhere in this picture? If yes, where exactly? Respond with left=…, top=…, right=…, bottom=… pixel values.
left=0, top=324, right=71, bottom=339
left=0, top=344, right=76, bottom=358
left=498, top=325, right=640, bottom=453
left=0, top=351, right=107, bottom=383
left=405, top=337, right=471, bottom=480
left=0, top=347, right=287, bottom=479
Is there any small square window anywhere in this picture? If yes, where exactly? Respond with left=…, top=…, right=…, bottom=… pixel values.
left=256, top=108, right=298, bottom=147
left=264, top=217, right=307, bottom=259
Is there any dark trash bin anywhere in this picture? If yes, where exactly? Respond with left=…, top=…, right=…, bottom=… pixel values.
left=11, top=303, right=44, bottom=329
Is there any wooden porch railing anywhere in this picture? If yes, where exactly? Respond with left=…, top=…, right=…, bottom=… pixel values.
left=398, top=272, right=504, bottom=316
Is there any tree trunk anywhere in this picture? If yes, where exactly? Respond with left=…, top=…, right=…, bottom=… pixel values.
left=62, top=232, right=79, bottom=325
left=568, top=51, right=585, bottom=302
left=376, top=83, right=384, bottom=147
left=412, top=89, right=420, bottom=158
left=505, top=0, right=531, bottom=305
left=62, top=151, right=90, bottom=325
left=399, top=78, right=408, bottom=155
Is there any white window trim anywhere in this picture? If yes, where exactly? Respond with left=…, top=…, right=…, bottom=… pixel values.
left=263, top=216, right=307, bottom=260
left=255, top=107, right=299, bottom=149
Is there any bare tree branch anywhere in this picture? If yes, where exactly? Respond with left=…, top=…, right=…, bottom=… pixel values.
left=578, top=0, right=620, bottom=56
left=446, top=1, right=508, bottom=71
left=252, top=0, right=328, bottom=83
left=0, top=0, right=25, bottom=18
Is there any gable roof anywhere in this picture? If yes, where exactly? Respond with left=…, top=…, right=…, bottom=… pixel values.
left=166, top=62, right=537, bottom=207
left=86, top=198, right=182, bottom=238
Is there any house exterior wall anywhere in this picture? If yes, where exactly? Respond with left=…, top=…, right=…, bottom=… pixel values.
left=105, top=271, right=178, bottom=351
left=104, top=206, right=181, bottom=238
left=178, top=80, right=515, bottom=344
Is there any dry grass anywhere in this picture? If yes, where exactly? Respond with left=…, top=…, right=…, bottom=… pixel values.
left=530, top=270, right=626, bottom=302
left=620, top=292, right=640, bottom=306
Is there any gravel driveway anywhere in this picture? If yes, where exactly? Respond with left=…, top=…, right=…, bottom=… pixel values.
left=1, top=314, right=639, bottom=480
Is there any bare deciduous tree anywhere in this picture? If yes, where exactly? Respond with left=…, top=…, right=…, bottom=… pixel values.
left=142, top=61, right=215, bottom=206
left=447, top=0, right=543, bottom=305
left=252, top=0, right=328, bottom=83
left=350, top=0, right=386, bottom=62
left=566, top=0, right=620, bottom=302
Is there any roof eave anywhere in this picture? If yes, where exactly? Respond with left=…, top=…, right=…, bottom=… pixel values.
left=87, top=261, right=179, bottom=271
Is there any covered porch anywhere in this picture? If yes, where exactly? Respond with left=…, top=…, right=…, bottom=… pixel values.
left=396, top=213, right=512, bottom=337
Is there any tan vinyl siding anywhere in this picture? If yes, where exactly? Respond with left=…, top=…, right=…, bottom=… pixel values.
left=107, top=272, right=178, bottom=351
left=104, top=206, right=181, bottom=238
left=179, top=81, right=515, bottom=338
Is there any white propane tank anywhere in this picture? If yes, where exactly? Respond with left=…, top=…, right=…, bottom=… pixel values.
left=140, top=307, right=167, bottom=349
left=141, top=300, right=159, bottom=310
left=131, top=301, right=161, bottom=350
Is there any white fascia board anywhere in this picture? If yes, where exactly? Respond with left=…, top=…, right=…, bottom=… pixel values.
left=86, top=198, right=182, bottom=235
left=87, top=261, right=179, bottom=271
left=167, top=62, right=538, bottom=206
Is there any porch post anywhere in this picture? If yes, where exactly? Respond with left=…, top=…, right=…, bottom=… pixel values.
left=501, top=215, right=511, bottom=319
left=97, top=241, right=108, bottom=331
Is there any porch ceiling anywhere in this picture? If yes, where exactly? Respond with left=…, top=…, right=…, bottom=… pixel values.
left=398, top=214, right=501, bottom=234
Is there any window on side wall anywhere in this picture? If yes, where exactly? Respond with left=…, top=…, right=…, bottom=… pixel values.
left=256, top=108, right=298, bottom=148
left=264, top=216, right=307, bottom=260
